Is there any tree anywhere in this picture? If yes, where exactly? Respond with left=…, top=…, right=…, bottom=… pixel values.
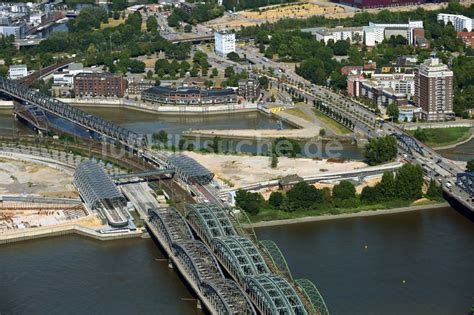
left=258, top=76, right=269, bottom=89
left=395, top=164, right=424, bottom=200
left=235, top=190, right=263, bottom=215
left=364, top=136, right=398, bottom=166
left=332, top=180, right=357, bottom=208
left=184, top=24, right=192, bottom=33
left=319, top=129, right=326, bottom=137
left=376, top=171, right=397, bottom=200
left=387, top=103, right=399, bottom=122
left=467, top=159, right=474, bottom=172
left=268, top=191, right=284, bottom=208
left=414, top=127, right=428, bottom=142
left=333, top=40, right=350, bottom=56
left=286, top=182, right=323, bottom=211
left=360, top=186, right=383, bottom=204
left=332, top=180, right=356, bottom=201
left=426, top=179, right=443, bottom=200
left=146, top=16, right=158, bottom=32
left=270, top=154, right=278, bottom=168
left=212, top=67, right=219, bottom=77
left=227, top=51, right=241, bottom=62
left=224, top=66, right=235, bottom=78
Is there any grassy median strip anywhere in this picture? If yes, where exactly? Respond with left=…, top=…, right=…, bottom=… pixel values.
left=312, top=108, right=352, bottom=135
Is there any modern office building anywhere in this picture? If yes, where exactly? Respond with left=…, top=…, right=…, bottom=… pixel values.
left=415, top=57, right=454, bottom=121
left=142, top=86, right=239, bottom=106
left=214, top=30, right=235, bottom=56
left=8, top=64, right=27, bottom=79
left=437, top=13, right=473, bottom=32
left=74, top=73, right=128, bottom=98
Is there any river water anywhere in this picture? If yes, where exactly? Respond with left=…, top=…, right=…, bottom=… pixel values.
left=1, top=207, right=472, bottom=314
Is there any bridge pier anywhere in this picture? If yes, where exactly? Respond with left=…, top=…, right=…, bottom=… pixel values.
left=168, top=259, right=173, bottom=269
left=196, top=299, right=202, bottom=310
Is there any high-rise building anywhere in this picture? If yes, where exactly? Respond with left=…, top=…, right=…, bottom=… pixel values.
left=214, top=30, right=235, bottom=56
left=415, top=57, right=454, bottom=122
left=437, top=13, right=473, bottom=32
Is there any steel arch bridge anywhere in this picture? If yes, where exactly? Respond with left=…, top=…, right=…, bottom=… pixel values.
left=295, top=279, right=330, bottom=315
left=259, top=240, right=293, bottom=280
left=457, top=172, right=474, bottom=196
left=244, top=274, right=308, bottom=315
left=148, top=207, right=194, bottom=249
left=172, top=240, right=224, bottom=283
left=186, top=203, right=236, bottom=244
left=164, top=154, right=214, bottom=185
left=393, top=133, right=424, bottom=156
left=201, top=279, right=256, bottom=315
left=14, top=102, right=48, bottom=132
left=0, top=76, right=146, bottom=148
left=211, top=236, right=270, bottom=283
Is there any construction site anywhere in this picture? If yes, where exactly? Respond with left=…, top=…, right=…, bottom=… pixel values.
left=0, top=156, right=102, bottom=233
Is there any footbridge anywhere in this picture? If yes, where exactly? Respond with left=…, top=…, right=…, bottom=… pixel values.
left=146, top=207, right=255, bottom=314
left=0, top=76, right=146, bottom=148
left=185, top=203, right=329, bottom=315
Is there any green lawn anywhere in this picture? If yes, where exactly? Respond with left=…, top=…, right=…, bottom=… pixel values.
left=312, top=109, right=352, bottom=135
left=409, top=127, right=472, bottom=147
left=246, top=199, right=441, bottom=223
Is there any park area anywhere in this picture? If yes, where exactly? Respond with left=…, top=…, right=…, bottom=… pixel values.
left=410, top=126, right=472, bottom=148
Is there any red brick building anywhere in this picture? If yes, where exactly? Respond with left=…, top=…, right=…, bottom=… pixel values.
left=457, top=32, right=474, bottom=48
left=74, top=73, right=128, bottom=98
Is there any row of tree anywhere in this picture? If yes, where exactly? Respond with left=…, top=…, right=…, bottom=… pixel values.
left=236, top=164, right=441, bottom=215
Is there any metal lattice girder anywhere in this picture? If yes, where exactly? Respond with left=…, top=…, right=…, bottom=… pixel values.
left=165, top=154, right=214, bottom=185
left=186, top=203, right=236, bottom=244
left=201, top=278, right=256, bottom=315
left=244, top=274, right=308, bottom=315
left=295, top=279, right=329, bottom=315
left=393, top=133, right=424, bottom=156
left=0, top=76, right=146, bottom=147
left=259, top=240, right=293, bottom=281
left=172, top=240, right=223, bottom=283
left=457, top=172, right=474, bottom=196
left=74, top=160, right=125, bottom=209
left=211, top=236, right=270, bottom=282
left=14, top=102, right=49, bottom=131
left=148, top=207, right=194, bottom=249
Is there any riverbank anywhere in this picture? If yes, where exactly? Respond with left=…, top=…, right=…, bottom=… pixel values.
left=243, top=202, right=449, bottom=228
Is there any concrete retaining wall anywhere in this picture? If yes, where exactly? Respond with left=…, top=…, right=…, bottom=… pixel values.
left=0, top=224, right=142, bottom=244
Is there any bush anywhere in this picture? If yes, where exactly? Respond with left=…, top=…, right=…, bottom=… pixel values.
left=235, top=190, right=264, bottom=215
left=268, top=191, right=284, bottom=208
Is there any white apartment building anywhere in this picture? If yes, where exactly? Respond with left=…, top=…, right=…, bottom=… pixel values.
left=8, top=64, right=27, bottom=79
left=368, top=20, right=424, bottom=44
left=214, top=30, right=235, bottom=56
left=302, top=26, right=363, bottom=44
left=437, top=13, right=473, bottom=32
left=363, top=26, right=385, bottom=46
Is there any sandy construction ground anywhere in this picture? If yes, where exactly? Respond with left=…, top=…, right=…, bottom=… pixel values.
left=0, top=158, right=76, bottom=197
left=241, top=3, right=345, bottom=21
left=184, top=151, right=366, bottom=188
